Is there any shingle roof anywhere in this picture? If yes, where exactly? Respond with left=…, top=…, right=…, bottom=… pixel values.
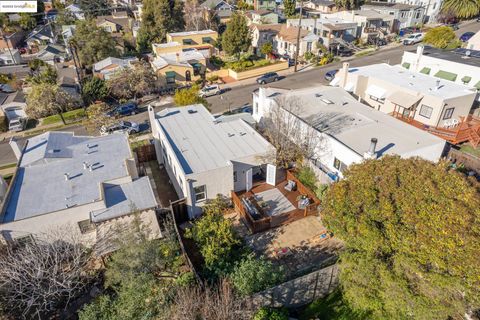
left=277, top=25, right=309, bottom=42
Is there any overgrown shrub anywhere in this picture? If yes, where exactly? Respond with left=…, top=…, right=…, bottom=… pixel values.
left=207, top=75, right=219, bottom=83
left=253, top=307, right=289, bottom=320
left=226, top=59, right=273, bottom=72
left=296, top=166, right=317, bottom=190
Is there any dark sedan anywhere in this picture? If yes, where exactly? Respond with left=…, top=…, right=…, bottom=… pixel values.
left=256, top=72, right=280, bottom=84
left=106, top=102, right=139, bottom=117
left=460, top=32, right=475, bottom=42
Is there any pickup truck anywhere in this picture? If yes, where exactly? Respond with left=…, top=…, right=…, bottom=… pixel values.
left=4, top=106, right=27, bottom=132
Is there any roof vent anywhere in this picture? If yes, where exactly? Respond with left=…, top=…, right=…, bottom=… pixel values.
left=320, top=98, right=333, bottom=104
left=64, top=173, right=70, bottom=181
left=342, top=101, right=348, bottom=106
left=187, top=109, right=197, bottom=114
left=465, top=50, right=471, bottom=57
left=240, top=132, right=246, bottom=136
left=228, top=133, right=235, bottom=137
left=315, top=93, right=322, bottom=97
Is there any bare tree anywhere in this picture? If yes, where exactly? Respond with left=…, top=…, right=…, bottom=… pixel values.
left=107, top=62, right=156, bottom=101
left=261, top=96, right=324, bottom=168
left=170, top=279, right=252, bottom=320
left=0, top=229, right=93, bottom=319
left=83, top=102, right=116, bottom=135
left=184, top=0, right=206, bottom=31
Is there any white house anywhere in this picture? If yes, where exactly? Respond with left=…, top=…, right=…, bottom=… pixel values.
left=65, top=4, right=85, bottom=20
left=361, top=3, right=424, bottom=30
left=0, top=49, right=22, bottom=65
left=467, top=31, right=480, bottom=50
left=331, top=62, right=477, bottom=129
left=93, top=56, right=138, bottom=80
left=0, top=132, right=159, bottom=244
left=368, top=0, right=443, bottom=23
left=401, top=46, right=480, bottom=91
left=245, top=10, right=279, bottom=25
left=252, top=86, right=446, bottom=182
left=148, top=104, right=276, bottom=218
left=274, top=24, right=319, bottom=57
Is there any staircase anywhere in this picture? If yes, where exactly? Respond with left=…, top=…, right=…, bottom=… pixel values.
left=332, top=37, right=359, bottom=51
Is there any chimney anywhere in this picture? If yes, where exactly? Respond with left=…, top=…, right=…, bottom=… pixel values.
left=363, top=138, right=378, bottom=160
left=64, top=173, right=70, bottom=181
left=413, top=44, right=424, bottom=72
left=340, top=62, right=350, bottom=88
left=9, top=138, right=22, bottom=161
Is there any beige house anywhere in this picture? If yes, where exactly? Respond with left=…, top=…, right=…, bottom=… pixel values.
left=151, top=50, right=207, bottom=86
left=157, top=30, right=218, bottom=56
left=250, top=24, right=282, bottom=56
left=332, top=63, right=477, bottom=128
left=0, top=132, right=159, bottom=245
left=303, top=0, right=337, bottom=13
left=245, top=10, right=279, bottom=25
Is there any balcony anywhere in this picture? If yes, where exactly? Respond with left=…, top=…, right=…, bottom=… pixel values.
left=232, top=170, right=321, bottom=234
left=391, top=112, right=480, bottom=147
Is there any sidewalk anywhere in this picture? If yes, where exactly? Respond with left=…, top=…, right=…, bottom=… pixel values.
left=0, top=121, right=80, bottom=142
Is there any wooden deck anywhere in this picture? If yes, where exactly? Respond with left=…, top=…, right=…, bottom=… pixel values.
left=391, top=112, right=480, bottom=147
left=232, top=170, right=320, bottom=234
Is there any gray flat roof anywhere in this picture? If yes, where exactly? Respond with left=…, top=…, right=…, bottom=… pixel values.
left=349, top=63, right=476, bottom=99
left=407, top=46, right=480, bottom=68
left=2, top=132, right=142, bottom=222
left=90, top=177, right=157, bottom=223
left=261, top=86, right=445, bottom=157
left=155, top=104, right=273, bottom=175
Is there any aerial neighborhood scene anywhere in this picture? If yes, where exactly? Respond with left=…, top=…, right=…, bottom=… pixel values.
left=0, top=0, right=480, bottom=318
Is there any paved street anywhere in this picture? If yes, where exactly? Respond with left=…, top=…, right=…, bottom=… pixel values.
left=1, top=21, right=479, bottom=166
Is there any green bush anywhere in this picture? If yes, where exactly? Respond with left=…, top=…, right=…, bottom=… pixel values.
left=209, top=55, right=225, bottom=67
left=253, top=307, right=289, bottom=320
left=231, top=254, right=285, bottom=296
left=207, top=75, right=219, bottom=83
left=0, top=111, right=7, bottom=132
left=304, top=51, right=315, bottom=62
left=226, top=59, right=273, bottom=72
left=296, top=166, right=317, bottom=190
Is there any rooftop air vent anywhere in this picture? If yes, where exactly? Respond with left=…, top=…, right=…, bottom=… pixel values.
left=320, top=98, right=333, bottom=104
left=187, top=109, right=197, bottom=114
left=228, top=133, right=235, bottom=137
left=315, top=93, right=322, bottom=98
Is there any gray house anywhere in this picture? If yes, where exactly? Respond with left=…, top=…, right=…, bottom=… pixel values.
left=361, top=2, right=424, bottom=31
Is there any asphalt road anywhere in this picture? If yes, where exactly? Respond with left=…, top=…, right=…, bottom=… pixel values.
left=1, top=21, right=479, bottom=166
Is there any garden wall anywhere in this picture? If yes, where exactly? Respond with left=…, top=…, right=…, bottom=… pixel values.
left=228, top=61, right=289, bottom=81
left=249, top=262, right=339, bottom=309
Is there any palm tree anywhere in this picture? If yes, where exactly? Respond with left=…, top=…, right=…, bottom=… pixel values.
left=441, top=0, right=480, bottom=19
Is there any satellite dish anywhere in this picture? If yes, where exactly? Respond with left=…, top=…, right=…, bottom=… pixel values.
left=466, top=50, right=471, bottom=57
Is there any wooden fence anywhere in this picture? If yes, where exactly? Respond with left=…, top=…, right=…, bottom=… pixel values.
left=135, top=144, right=156, bottom=163
left=447, top=147, right=480, bottom=173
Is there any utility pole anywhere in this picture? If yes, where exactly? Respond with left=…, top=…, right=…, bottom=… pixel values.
left=293, top=0, right=304, bottom=73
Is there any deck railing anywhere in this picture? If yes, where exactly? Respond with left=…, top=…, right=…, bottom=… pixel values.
left=232, top=170, right=321, bottom=234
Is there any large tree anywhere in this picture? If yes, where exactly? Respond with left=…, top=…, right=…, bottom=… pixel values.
left=441, top=0, right=480, bottom=19
left=0, top=231, right=93, bottom=319
left=26, top=83, right=76, bottom=124
left=322, top=156, right=480, bottom=319
left=82, top=76, right=109, bottom=105
left=83, top=102, right=116, bottom=134
left=173, top=85, right=208, bottom=107
left=78, top=0, right=110, bottom=18
left=136, top=0, right=185, bottom=52
left=107, top=62, right=156, bottom=100
left=70, top=20, right=119, bottom=67
left=282, top=0, right=296, bottom=18
left=423, top=26, right=457, bottom=49
left=221, top=12, right=251, bottom=57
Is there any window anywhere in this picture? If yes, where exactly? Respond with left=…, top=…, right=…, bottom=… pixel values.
left=194, top=185, right=207, bottom=202
left=333, top=157, right=347, bottom=172
left=233, top=171, right=237, bottom=182
left=419, top=105, right=433, bottom=119
left=443, top=107, right=455, bottom=120
left=369, top=95, right=385, bottom=104
left=78, top=219, right=95, bottom=234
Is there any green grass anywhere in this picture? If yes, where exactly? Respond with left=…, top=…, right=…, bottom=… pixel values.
left=459, top=144, right=480, bottom=158
left=355, top=48, right=377, bottom=57
left=299, top=290, right=369, bottom=320
left=42, top=109, right=86, bottom=125
left=130, top=139, right=149, bottom=151
left=0, top=163, right=16, bottom=171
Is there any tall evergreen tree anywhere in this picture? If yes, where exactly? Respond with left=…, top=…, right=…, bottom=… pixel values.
left=221, top=13, right=251, bottom=58
left=136, top=0, right=185, bottom=52
left=322, top=156, right=480, bottom=319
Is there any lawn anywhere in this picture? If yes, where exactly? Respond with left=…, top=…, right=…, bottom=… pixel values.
left=42, top=109, right=86, bottom=125
left=298, top=290, right=369, bottom=320
left=459, top=144, right=480, bottom=158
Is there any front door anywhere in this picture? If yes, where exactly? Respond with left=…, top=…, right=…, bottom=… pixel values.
left=266, top=164, right=276, bottom=186
left=185, top=70, right=191, bottom=82
left=246, top=168, right=252, bottom=192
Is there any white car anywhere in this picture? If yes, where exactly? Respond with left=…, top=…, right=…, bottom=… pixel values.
left=199, top=85, right=221, bottom=98
left=100, top=121, right=139, bottom=135
left=403, top=33, right=424, bottom=45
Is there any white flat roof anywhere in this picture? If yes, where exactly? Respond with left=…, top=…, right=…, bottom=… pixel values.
left=155, top=104, right=273, bottom=175
left=260, top=86, right=445, bottom=157
left=168, top=29, right=216, bottom=37
left=349, top=63, right=476, bottom=99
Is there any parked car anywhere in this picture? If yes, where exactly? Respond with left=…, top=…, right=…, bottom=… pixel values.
left=256, top=72, right=280, bottom=84
left=403, top=33, right=424, bottom=45
left=106, top=102, right=138, bottom=117
left=324, top=70, right=338, bottom=81
left=100, top=120, right=140, bottom=135
left=445, top=23, right=459, bottom=30
left=376, top=38, right=387, bottom=46
left=199, top=84, right=221, bottom=97
left=336, top=47, right=353, bottom=57
left=460, top=32, right=475, bottom=42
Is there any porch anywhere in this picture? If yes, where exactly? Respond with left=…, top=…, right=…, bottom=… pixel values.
left=232, top=170, right=321, bottom=234
left=391, top=111, right=480, bottom=147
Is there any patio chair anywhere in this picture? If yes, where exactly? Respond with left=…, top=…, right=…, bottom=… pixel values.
left=284, top=179, right=297, bottom=192
left=443, top=119, right=452, bottom=128
left=451, top=118, right=459, bottom=127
